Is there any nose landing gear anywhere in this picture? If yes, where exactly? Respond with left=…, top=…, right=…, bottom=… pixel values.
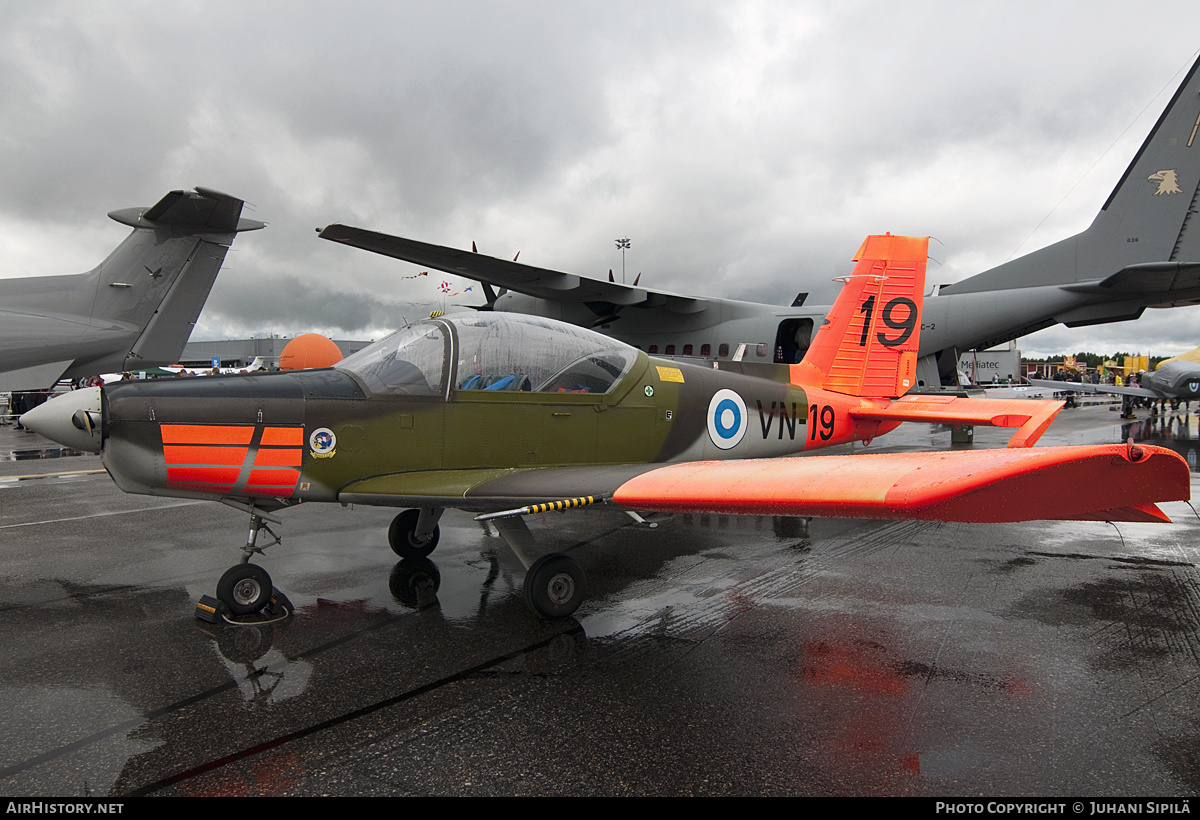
left=198, top=501, right=289, bottom=622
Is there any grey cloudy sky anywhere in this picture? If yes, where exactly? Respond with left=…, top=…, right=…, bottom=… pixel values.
left=3, top=1, right=1200, bottom=358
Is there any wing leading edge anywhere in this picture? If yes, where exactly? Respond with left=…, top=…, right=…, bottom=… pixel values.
left=611, top=443, right=1189, bottom=523
left=319, top=223, right=704, bottom=309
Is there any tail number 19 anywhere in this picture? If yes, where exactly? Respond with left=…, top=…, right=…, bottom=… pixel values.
left=808, top=404, right=835, bottom=441
left=858, top=295, right=917, bottom=347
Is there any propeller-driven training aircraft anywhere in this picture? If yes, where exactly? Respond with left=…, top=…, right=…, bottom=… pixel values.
left=0, top=187, right=263, bottom=392
left=22, top=235, right=1190, bottom=619
left=320, top=54, right=1200, bottom=389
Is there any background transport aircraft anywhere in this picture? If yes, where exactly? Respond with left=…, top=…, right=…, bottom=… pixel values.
left=21, top=235, right=1190, bottom=620
left=321, top=54, right=1200, bottom=390
left=0, top=187, right=263, bottom=392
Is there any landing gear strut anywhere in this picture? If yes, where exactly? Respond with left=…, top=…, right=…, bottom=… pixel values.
left=490, top=515, right=588, bottom=619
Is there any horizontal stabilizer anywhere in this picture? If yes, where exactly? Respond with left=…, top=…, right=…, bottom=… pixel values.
left=0, top=360, right=73, bottom=394
left=109, top=187, right=264, bottom=233
left=612, top=444, right=1188, bottom=523
left=852, top=394, right=1064, bottom=448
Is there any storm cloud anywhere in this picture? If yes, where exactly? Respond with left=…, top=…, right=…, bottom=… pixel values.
left=2, top=1, right=1200, bottom=358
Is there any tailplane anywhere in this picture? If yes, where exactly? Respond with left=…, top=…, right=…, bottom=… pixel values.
left=792, top=234, right=928, bottom=397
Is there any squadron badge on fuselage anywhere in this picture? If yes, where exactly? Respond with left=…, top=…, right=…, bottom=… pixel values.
left=309, top=427, right=337, bottom=458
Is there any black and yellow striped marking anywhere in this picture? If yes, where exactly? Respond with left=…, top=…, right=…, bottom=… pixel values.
left=476, top=496, right=598, bottom=521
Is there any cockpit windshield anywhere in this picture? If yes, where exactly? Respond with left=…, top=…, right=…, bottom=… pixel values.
left=454, top=314, right=637, bottom=394
left=336, top=314, right=638, bottom=398
left=336, top=322, right=448, bottom=396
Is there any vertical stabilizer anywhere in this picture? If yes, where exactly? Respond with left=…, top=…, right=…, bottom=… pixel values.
left=944, top=53, right=1200, bottom=298
left=792, top=234, right=928, bottom=397
left=1082, top=55, right=1200, bottom=278
left=0, top=188, right=263, bottom=390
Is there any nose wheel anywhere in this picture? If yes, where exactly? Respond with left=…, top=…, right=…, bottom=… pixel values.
left=200, top=501, right=286, bottom=621
left=216, top=563, right=273, bottom=616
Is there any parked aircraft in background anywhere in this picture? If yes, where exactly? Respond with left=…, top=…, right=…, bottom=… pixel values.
left=0, top=187, right=263, bottom=392
left=1031, top=345, right=1200, bottom=416
left=322, top=54, right=1200, bottom=389
left=21, top=235, right=1189, bottom=620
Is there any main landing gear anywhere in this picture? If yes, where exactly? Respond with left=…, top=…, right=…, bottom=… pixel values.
left=388, top=508, right=443, bottom=559
left=385, top=506, right=589, bottom=619
left=488, top=514, right=588, bottom=619
left=522, top=553, right=586, bottom=619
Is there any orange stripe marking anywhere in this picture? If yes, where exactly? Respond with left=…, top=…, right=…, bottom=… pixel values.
left=261, top=427, right=304, bottom=446
left=167, top=467, right=242, bottom=484
left=161, top=425, right=254, bottom=445
left=247, top=469, right=300, bottom=487
left=163, top=446, right=249, bottom=466
left=252, top=448, right=302, bottom=467
left=168, top=483, right=236, bottom=494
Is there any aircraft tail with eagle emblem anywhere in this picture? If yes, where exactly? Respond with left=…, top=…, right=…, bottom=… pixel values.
left=937, top=54, right=1200, bottom=321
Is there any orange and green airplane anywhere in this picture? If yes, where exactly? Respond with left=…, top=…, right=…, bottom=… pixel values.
left=22, top=235, right=1190, bottom=619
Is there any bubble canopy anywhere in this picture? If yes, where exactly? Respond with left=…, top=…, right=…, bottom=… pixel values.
left=336, top=313, right=640, bottom=398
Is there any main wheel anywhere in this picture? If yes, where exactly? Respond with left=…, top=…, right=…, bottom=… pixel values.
left=216, top=564, right=273, bottom=616
left=523, top=553, right=586, bottom=619
left=388, top=509, right=440, bottom=559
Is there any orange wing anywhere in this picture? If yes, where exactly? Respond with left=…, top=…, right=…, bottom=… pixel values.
left=612, top=444, right=1189, bottom=523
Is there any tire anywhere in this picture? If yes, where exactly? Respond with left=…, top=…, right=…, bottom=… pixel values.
left=523, top=553, right=586, bottom=619
left=388, top=509, right=440, bottom=559
left=216, top=564, right=273, bottom=616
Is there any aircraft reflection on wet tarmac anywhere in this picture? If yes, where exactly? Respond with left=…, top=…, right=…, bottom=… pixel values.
left=1, top=407, right=1198, bottom=796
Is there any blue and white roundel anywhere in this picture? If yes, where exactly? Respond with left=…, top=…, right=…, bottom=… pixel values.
left=707, top=389, right=747, bottom=450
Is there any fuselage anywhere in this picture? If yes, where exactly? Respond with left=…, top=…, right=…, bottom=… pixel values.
left=43, top=313, right=897, bottom=511
left=495, top=280, right=1176, bottom=384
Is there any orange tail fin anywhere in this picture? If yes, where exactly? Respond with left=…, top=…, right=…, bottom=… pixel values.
left=792, top=234, right=928, bottom=398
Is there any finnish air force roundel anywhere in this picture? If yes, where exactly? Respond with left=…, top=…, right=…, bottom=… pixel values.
left=707, top=389, right=747, bottom=450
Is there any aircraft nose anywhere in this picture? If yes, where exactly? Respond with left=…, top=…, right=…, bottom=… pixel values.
left=19, top=387, right=103, bottom=453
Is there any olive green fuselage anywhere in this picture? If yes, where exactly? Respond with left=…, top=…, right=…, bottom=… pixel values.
left=99, top=351, right=836, bottom=511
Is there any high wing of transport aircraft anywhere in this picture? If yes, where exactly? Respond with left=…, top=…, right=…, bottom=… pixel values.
left=0, top=187, right=264, bottom=392
left=321, top=53, right=1200, bottom=389
left=22, top=235, right=1190, bottom=621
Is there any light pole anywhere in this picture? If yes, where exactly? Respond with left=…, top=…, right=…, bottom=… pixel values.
left=615, top=237, right=631, bottom=283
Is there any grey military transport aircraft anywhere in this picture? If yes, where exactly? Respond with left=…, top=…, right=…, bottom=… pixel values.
left=0, top=187, right=262, bottom=392
left=321, top=53, right=1200, bottom=389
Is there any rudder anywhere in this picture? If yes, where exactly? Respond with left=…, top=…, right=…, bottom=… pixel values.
left=792, top=234, right=928, bottom=398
